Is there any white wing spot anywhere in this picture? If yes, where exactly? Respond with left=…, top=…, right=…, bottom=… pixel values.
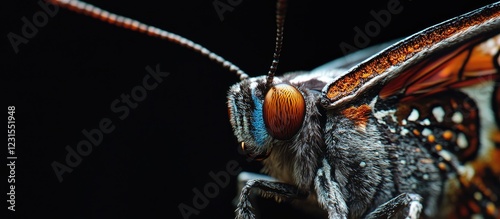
left=432, top=106, right=445, bottom=123
left=438, top=150, right=453, bottom=162
left=457, top=132, right=468, bottom=149
left=422, top=128, right=432, bottom=136
left=408, top=109, right=419, bottom=122
left=400, top=128, right=410, bottom=136
left=451, top=111, right=463, bottom=124
left=421, top=118, right=431, bottom=126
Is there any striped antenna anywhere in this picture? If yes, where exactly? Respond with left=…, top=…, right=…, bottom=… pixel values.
left=47, top=0, right=249, bottom=80
left=265, top=0, right=287, bottom=90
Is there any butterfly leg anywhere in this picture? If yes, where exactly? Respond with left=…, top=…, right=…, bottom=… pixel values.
left=314, top=159, right=349, bottom=219
left=235, top=179, right=307, bottom=219
left=232, top=171, right=278, bottom=208
left=364, top=193, right=423, bottom=219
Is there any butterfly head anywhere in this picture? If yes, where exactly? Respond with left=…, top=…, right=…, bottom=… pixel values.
left=227, top=75, right=307, bottom=160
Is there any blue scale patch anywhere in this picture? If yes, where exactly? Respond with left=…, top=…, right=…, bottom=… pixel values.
left=251, top=90, right=268, bottom=147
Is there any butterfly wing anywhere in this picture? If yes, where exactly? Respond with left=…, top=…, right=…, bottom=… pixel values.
left=322, top=2, right=499, bottom=108
left=321, top=2, right=499, bottom=218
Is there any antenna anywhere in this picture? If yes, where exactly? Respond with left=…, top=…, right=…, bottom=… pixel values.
left=47, top=0, right=250, bottom=80
left=265, top=0, right=287, bottom=90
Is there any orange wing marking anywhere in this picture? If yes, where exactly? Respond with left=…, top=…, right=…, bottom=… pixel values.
left=380, top=35, right=500, bottom=102
left=341, top=104, right=371, bottom=131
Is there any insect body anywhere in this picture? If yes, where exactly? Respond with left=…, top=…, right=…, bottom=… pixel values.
left=227, top=1, right=500, bottom=219
left=47, top=0, right=499, bottom=218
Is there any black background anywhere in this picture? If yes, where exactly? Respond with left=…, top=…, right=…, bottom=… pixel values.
left=4, top=0, right=497, bottom=218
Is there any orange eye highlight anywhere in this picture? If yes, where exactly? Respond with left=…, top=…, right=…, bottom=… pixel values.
left=263, top=84, right=306, bottom=140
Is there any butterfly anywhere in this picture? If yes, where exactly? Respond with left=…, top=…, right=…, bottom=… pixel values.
left=226, top=1, right=500, bottom=218
left=39, top=0, right=499, bottom=218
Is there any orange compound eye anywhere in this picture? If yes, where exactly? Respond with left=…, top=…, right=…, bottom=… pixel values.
left=263, top=84, right=306, bottom=140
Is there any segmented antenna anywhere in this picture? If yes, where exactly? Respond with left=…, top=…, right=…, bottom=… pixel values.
left=47, top=0, right=249, bottom=80
left=265, top=0, right=287, bottom=90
